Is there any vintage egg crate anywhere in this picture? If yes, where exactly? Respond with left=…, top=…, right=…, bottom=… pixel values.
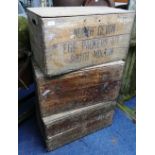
left=27, top=7, right=135, bottom=76
left=37, top=101, right=115, bottom=151
left=33, top=60, right=124, bottom=117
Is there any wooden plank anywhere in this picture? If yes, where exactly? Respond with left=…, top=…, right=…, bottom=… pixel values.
left=42, top=14, right=134, bottom=46
left=34, top=60, right=124, bottom=117
left=120, top=45, right=136, bottom=96
left=28, top=12, right=46, bottom=72
left=27, top=7, right=134, bottom=17
left=27, top=8, right=135, bottom=76
left=44, top=35, right=130, bottom=76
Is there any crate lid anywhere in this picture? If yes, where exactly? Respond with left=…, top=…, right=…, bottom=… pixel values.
left=27, top=7, right=134, bottom=18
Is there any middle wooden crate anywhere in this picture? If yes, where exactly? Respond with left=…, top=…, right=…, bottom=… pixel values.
left=34, top=60, right=124, bottom=117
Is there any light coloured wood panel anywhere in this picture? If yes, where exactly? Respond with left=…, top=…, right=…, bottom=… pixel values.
left=45, top=34, right=129, bottom=76
left=42, top=13, right=134, bottom=46
left=27, top=7, right=134, bottom=17
left=27, top=8, right=134, bottom=76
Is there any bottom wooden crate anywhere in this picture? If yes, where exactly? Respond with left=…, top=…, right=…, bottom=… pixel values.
left=37, top=101, right=115, bottom=151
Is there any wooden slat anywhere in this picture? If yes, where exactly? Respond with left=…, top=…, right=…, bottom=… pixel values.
left=28, top=13, right=46, bottom=72
left=44, top=34, right=130, bottom=76
left=42, top=13, right=134, bottom=46
left=27, top=7, right=133, bottom=17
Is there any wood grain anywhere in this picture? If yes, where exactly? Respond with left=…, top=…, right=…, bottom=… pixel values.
left=27, top=7, right=134, bottom=17
left=28, top=12, right=46, bottom=73
left=44, top=110, right=114, bottom=151
left=42, top=14, right=134, bottom=46
left=42, top=101, right=116, bottom=138
left=33, top=60, right=124, bottom=117
left=27, top=8, right=135, bottom=76
left=44, top=35, right=129, bottom=76
left=36, top=101, right=115, bottom=151
left=45, top=111, right=113, bottom=151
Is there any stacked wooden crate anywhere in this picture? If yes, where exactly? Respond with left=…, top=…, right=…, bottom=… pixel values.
left=27, top=7, right=135, bottom=151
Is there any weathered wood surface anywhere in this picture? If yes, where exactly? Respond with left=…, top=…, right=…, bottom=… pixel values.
left=27, top=7, right=134, bottom=17
left=27, top=7, right=135, bottom=76
left=42, top=15, right=134, bottom=45
left=44, top=35, right=130, bottom=76
left=37, top=101, right=115, bottom=151
left=42, top=101, right=115, bottom=138
left=120, top=44, right=136, bottom=97
left=46, top=111, right=113, bottom=151
left=33, top=60, right=124, bottom=117
left=28, top=12, right=46, bottom=73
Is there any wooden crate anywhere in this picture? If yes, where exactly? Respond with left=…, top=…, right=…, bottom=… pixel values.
left=37, top=101, right=115, bottom=151
left=27, top=7, right=135, bottom=76
left=33, top=60, right=124, bottom=117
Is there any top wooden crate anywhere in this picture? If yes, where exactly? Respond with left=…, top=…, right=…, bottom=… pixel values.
left=27, top=7, right=135, bottom=77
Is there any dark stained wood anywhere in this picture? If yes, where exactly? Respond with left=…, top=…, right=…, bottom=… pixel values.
left=46, top=111, right=113, bottom=151
left=42, top=101, right=115, bottom=138
left=37, top=101, right=115, bottom=151
left=33, top=61, right=124, bottom=117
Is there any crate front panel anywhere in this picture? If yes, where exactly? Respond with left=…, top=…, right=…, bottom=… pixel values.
left=28, top=11, right=134, bottom=76
left=34, top=61, right=124, bottom=117
left=45, top=110, right=114, bottom=151
left=42, top=101, right=115, bottom=138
